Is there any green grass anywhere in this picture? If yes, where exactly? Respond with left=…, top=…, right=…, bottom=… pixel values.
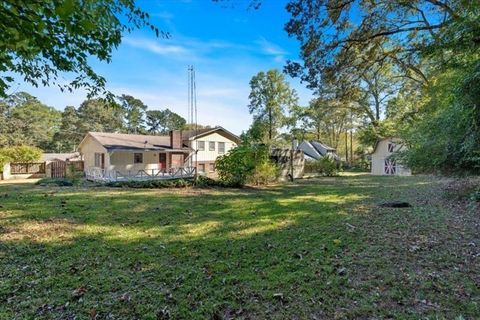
left=0, top=174, right=478, bottom=319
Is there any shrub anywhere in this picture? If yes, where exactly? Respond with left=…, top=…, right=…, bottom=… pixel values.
left=36, top=177, right=77, bottom=186
left=305, top=157, right=340, bottom=177
left=0, top=145, right=43, bottom=173
left=249, top=160, right=278, bottom=185
left=215, top=144, right=277, bottom=187
left=105, top=178, right=196, bottom=189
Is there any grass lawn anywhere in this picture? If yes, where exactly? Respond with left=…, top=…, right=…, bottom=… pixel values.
left=0, top=174, right=478, bottom=319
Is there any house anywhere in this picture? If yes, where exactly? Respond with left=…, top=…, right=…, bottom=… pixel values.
left=77, top=126, right=240, bottom=181
left=296, top=140, right=340, bottom=161
left=371, top=138, right=411, bottom=176
left=181, top=127, right=240, bottom=175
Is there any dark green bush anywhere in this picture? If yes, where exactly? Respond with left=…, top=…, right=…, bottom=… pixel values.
left=36, top=177, right=77, bottom=186
left=215, top=144, right=277, bottom=187
left=305, top=157, right=340, bottom=176
left=105, top=178, right=198, bottom=189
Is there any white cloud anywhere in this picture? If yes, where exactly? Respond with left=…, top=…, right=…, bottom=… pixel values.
left=123, top=37, right=189, bottom=56
left=255, top=36, right=287, bottom=62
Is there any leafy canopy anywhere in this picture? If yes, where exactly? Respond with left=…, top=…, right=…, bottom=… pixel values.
left=0, top=0, right=163, bottom=97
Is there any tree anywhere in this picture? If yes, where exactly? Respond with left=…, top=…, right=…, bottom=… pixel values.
left=284, top=1, right=477, bottom=90
left=76, top=98, right=124, bottom=134
left=0, top=92, right=61, bottom=149
left=118, top=95, right=147, bottom=134
left=146, top=109, right=186, bottom=134
left=0, top=0, right=163, bottom=97
left=52, top=105, right=81, bottom=152
left=248, top=69, right=298, bottom=142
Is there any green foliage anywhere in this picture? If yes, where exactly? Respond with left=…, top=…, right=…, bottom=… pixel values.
left=402, top=63, right=480, bottom=174
left=118, top=95, right=148, bottom=134
left=0, top=92, right=61, bottom=149
left=357, top=120, right=397, bottom=148
left=0, top=0, right=161, bottom=97
left=305, top=157, right=340, bottom=177
left=248, top=69, right=298, bottom=142
left=250, top=159, right=278, bottom=185
left=35, top=177, right=78, bottom=187
left=146, top=109, right=186, bottom=134
left=215, top=144, right=276, bottom=187
left=0, top=145, right=42, bottom=173
left=106, top=178, right=195, bottom=189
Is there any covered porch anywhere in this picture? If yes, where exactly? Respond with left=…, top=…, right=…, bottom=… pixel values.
left=86, top=149, right=195, bottom=182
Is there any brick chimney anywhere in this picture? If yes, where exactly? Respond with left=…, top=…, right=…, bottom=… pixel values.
left=170, top=130, right=182, bottom=149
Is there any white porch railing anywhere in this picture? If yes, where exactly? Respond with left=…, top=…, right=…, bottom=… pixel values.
left=85, top=167, right=196, bottom=182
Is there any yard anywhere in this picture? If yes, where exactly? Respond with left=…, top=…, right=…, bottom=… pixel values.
left=0, top=174, right=478, bottom=319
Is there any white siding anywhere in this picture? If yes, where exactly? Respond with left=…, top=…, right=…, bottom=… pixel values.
left=189, top=132, right=237, bottom=162
left=371, top=139, right=412, bottom=176
left=109, top=151, right=161, bottom=174
left=79, top=136, right=109, bottom=170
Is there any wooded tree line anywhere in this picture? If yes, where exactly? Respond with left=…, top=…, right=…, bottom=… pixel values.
left=242, top=1, right=479, bottom=174
left=0, top=92, right=187, bottom=152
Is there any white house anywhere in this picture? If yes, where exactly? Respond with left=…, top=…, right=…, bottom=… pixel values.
left=77, top=126, right=240, bottom=181
left=371, top=138, right=411, bottom=176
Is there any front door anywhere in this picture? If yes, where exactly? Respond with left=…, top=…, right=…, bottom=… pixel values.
left=159, top=153, right=167, bottom=170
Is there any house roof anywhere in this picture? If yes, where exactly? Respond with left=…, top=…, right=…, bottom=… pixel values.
left=182, top=126, right=241, bottom=144
left=298, top=140, right=340, bottom=160
left=41, top=152, right=81, bottom=162
left=81, top=132, right=187, bottom=152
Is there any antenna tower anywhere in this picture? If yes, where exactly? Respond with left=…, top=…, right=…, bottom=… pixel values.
left=188, top=66, right=198, bottom=174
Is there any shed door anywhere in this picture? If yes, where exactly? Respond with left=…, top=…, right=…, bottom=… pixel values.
left=384, top=159, right=396, bottom=175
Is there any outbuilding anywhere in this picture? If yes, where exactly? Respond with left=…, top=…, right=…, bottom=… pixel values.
left=371, top=138, right=411, bottom=176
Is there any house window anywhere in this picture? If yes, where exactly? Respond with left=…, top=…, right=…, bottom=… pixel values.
left=197, top=141, right=205, bottom=151
left=134, top=153, right=143, bottom=164
left=218, top=142, right=225, bottom=154
left=94, top=153, right=104, bottom=168
left=388, top=143, right=395, bottom=153
left=209, top=141, right=215, bottom=151
left=209, top=163, right=215, bottom=172
left=384, top=159, right=396, bottom=175
left=198, top=163, right=205, bottom=173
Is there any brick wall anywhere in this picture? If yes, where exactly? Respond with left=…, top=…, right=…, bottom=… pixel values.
left=170, top=153, right=185, bottom=168
left=170, top=130, right=182, bottom=149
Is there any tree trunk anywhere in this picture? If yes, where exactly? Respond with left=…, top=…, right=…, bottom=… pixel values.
left=345, top=131, right=348, bottom=163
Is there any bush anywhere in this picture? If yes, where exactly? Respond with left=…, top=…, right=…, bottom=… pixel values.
left=215, top=144, right=277, bottom=187
left=305, top=157, right=340, bottom=177
left=249, top=160, right=278, bottom=185
left=36, top=177, right=77, bottom=186
left=105, top=178, right=196, bottom=189
left=0, top=145, right=43, bottom=173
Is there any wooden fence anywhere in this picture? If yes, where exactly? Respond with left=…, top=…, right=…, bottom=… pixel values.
left=10, top=162, right=46, bottom=174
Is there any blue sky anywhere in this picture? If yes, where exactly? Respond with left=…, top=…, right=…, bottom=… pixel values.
left=12, top=0, right=313, bottom=134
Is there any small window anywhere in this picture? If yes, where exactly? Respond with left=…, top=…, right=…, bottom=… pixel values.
left=94, top=153, right=104, bottom=168
left=209, top=141, right=215, bottom=151
left=209, top=163, right=215, bottom=172
left=198, top=163, right=205, bottom=173
left=197, top=141, right=205, bottom=151
left=388, top=143, right=395, bottom=153
left=218, top=142, right=225, bottom=154
left=134, top=153, right=143, bottom=164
